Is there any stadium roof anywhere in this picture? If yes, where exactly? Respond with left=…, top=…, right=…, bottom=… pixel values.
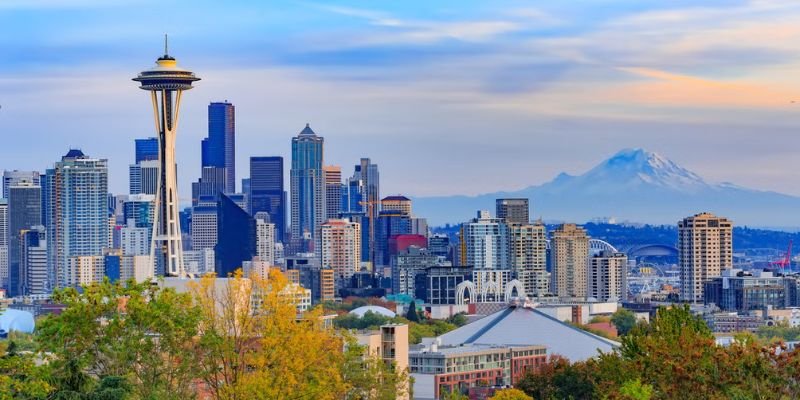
left=350, top=305, right=396, bottom=318
left=435, top=305, right=619, bottom=362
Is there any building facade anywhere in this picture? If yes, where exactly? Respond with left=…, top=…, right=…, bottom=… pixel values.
left=509, top=222, right=548, bottom=297
left=496, top=198, right=529, bottom=225
left=290, top=124, right=325, bottom=253
left=45, top=150, right=109, bottom=289
left=704, top=269, right=788, bottom=312
left=587, top=250, right=628, bottom=302
left=320, top=219, right=361, bottom=290
left=249, top=156, right=285, bottom=242
left=203, top=101, right=236, bottom=193
left=215, top=193, right=256, bottom=277
left=7, top=182, right=42, bottom=296
left=324, top=166, right=342, bottom=220
left=679, top=212, right=733, bottom=303
left=550, top=223, right=590, bottom=298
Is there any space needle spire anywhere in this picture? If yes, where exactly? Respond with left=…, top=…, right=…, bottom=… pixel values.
left=133, top=37, right=200, bottom=277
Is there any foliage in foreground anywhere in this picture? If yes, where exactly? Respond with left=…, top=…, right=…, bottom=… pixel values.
left=1, top=272, right=407, bottom=399
left=517, top=305, right=800, bottom=400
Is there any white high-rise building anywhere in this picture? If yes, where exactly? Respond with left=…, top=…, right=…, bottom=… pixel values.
left=510, top=222, right=549, bottom=297
left=550, top=223, right=590, bottom=298
left=255, top=212, right=275, bottom=266
left=121, top=220, right=150, bottom=256
left=321, top=219, right=361, bottom=289
left=462, top=211, right=510, bottom=298
left=679, top=212, right=733, bottom=303
left=191, top=204, right=218, bottom=252
left=587, top=250, right=628, bottom=302
left=121, top=255, right=154, bottom=282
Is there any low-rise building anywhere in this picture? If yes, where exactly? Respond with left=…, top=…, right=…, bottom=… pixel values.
left=704, top=269, right=790, bottom=312
left=705, top=312, right=763, bottom=333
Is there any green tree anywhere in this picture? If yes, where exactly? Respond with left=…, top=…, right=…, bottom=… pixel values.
left=37, top=278, right=201, bottom=399
left=0, top=340, right=52, bottom=399
left=489, top=388, right=533, bottom=400
left=406, top=300, right=420, bottom=322
left=610, top=308, right=637, bottom=336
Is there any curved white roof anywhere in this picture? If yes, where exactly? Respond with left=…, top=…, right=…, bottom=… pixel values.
left=0, top=309, right=35, bottom=334
left=435, top=306, right=618, bottom=362
left=349, top=305, right=396, bottom=318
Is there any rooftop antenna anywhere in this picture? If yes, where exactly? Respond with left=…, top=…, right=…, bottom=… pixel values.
left=164, top=34, right=169, bottom=56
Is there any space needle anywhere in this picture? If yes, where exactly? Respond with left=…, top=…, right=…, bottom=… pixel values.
left=133, top=36, right=199, bottom=277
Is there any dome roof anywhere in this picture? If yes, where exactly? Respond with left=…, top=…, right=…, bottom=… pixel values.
left=349, top=305, right=396, bottom=318
left=0, top=309, right=35, bottom=334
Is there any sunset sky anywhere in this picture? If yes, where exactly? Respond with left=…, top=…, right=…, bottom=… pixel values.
left=2, top=0, right=800, bottom=200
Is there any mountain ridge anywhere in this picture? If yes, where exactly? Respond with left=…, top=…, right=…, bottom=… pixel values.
left=413, top=148, right=800, bottom=227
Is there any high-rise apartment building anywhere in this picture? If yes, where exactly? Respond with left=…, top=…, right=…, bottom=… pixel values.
left=462, top=211, right=511, bottom=298
left=679, top=212, right=733, bottom=303
left=191, top=197, right=218, bottom=252
left=46, top=150, right=109, bottom=289
left=21, top=226, right=47, bottom=295
left=254, top=212, right=275, bottom=266
left=2, top=170, right=40, bottom=200
left=510, top=222, right=549, bottom=297
left=496, top=198, right=529, bottom=225
left=587, top=250, right=627, bottom=302
left=8, top=181, right=42, bottom=297
left=320, top=219, right=361, bottom=290
left=203, top=101, right=236, bottom=193
left=324, top=166, right=342, bottom=220
left=290, top=124, right=325, bottom=253
left=250, top=156, right=285, bottom=242
left=64, top=255, right=104, bottom=288
left=550, top=223, right=589, bottom=298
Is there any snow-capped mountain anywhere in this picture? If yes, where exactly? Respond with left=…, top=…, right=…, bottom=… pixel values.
left=414, top=148, right=800, bottom=227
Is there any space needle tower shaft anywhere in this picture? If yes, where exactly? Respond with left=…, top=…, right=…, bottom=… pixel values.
left=133, top=36, right=200, bottom=277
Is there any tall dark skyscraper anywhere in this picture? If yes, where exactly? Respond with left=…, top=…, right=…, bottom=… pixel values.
left=291, top=124, right=325, bottom=253
left=203, top=102, right=235, bottom=193
left=134, top=137, right=159, bottom=163
left=8, top=182, right=42, bottom=296
left=496, top=198, right=530, bottom=225
left=250, top=156, right=285, bottom=242
left=215, top=193, right=256, bottom=277
left=3, top=170, right=40, bottom=200
left=346, top=158, right=379, bottom=264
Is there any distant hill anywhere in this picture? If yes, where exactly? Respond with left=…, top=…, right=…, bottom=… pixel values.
left=414, top=148, right=800, bottom=228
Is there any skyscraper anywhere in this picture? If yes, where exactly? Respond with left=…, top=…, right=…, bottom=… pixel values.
left=320, top=219, right=361, bottom=290
left=254, top=212, right=275, bottom=266
left=8, top=181, right=42, bottom=296
left=381, top=195, right=412, bottom=216
left=134, top=137, right=159, bottom=163
left=679, top=212, right=733, bottom=303
left=587, top=250, right=628, bottom=302
left=2, top=170, right=40, bottom=200
left=462, top=210, right=510, bottom=298
left=0, top=200, right=7, bottom=291
left=133, top=39, right=199, bottom=277
left=250, top=156, right=285, bottom=242
left=375, top=210, right=412, bottom=267
left=215, top=193, right=256, bottom=277
left=348, top=158, right=379, bottom=263
left=45, top=150, right=109, bottom=289
left=203, top=101, right=235, bottom=193
left=21, top=226, right=47, bottom=295
left=510, top=221, right=549, bottom=297
left=324, top=166, right=342, bottom=220
left=550, top=223, right=589, bottom=298
left=290, top=124, right=325, bottom=253
left=129, top=159, right=159, bottom=195
left=496, top=198, right=529, bottom=225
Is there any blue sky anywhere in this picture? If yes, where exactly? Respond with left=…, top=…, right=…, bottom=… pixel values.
left=1, top=0, right=800, bottom=202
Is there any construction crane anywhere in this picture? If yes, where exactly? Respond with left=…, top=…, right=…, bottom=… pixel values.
left=770, top=240, right=793, bottom=271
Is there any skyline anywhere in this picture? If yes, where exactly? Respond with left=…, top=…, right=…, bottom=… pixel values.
left=2, top=1, right=800, bottom=200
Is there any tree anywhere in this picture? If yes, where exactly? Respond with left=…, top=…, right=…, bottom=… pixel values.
left=516, top=355, right=595, bottom=400
left=489, top=388, right=533, bottom=400
left=0, top=340, right=52, bottom=399
left=610, top=309, right=637, bottom=336
left=36, top=279, right=201, bottom=399
left=406, top=300, right=420, bottom=322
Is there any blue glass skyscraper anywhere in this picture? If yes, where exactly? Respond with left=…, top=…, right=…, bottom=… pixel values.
left=215, top=193, right=256, bottom=277
left=203, top=102, right=235, bottom=193
left=8, top=182, right=41, bottom=296
left=290, top=124, right=325, bottom=254
left=250, top=156, right=285, bottom=242
left=134, top=137, right=159, bottom=163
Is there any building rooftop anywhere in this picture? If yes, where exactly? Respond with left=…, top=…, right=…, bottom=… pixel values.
left=434, top=304, right=619, bottom=362
left=350, top=305, right=396, bottom=318
left=299, top=123, right=316, bottom=136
